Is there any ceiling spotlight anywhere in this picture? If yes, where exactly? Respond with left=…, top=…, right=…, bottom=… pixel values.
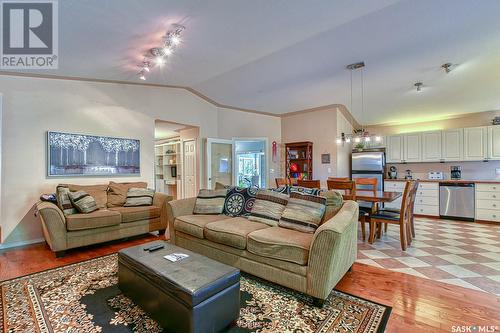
left=345, top=138, right=351, bottom=143
left=139, top=71, right=146, bottom=80
left=414, top=82, right=423, bottom=92
left=163, top=47, right=173, bottom=56
left=141, top=61, right=151, bottom=72
left=441, top=63, right=453, bottom=73
left=364, top=136, right=371, bottom=142
left=155, top=56, right=165, bottom=65
left=375, top=136, right=382, bottom=142
left=170, top=35, right=181, bottom=45
left=354, top=137, right=361, bottom=143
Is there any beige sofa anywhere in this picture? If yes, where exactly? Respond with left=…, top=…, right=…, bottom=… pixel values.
left=37, top=183, right=172, bottom=257
left=167, top=197, right=358, bottom=303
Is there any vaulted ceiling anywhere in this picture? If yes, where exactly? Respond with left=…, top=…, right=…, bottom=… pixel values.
left=17, top=0, right=500, bottom=125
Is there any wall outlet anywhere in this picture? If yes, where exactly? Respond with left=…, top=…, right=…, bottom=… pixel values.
left=496, top=168, right=500, bottom=175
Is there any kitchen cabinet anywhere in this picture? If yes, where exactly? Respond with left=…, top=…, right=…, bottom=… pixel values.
left=475, top=183, right=500, bottom=222
left=488, top=126, right=500, bottom=160
left=421, top=131, right=442, bottom=162
left=386, top=135, right=404, bottom=163
left=414, top=182, right=439, bottom=216
left=384, top=181, right=404, bottom=209
left=442, top=129, right=463, bottom=161
left=403, top=133, right=422, bottom=162
left=464, top=127, right=488, bottom=161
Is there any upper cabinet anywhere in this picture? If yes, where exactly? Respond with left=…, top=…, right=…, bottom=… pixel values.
left=403, top=133, right=422, bottom=163
left=464, top=127, right=487, bottom=161
left=421, top=131, right=442, bottom=162
left=442, top=129, right=463, bottom=161
left=488, top=126, right=500, bottom=160
left=386, top=135, right=404, bottom=163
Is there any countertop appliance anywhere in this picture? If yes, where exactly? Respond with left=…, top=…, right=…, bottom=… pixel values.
left=428, top=171, right=444, bottom=180
left=388, top=166, right=398, bottom=179
left=351, top=149, right=385, bottom=192
left=451, top=166, right=462, bottom=180
left=404, top=169, right=413, bottom=180
left=439, top=182, right=475, bottom=221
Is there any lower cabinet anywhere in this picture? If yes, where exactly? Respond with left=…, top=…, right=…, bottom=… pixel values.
left=384, top=181, right=439, bottom=216
left=475, top=183, right=500, bottom=222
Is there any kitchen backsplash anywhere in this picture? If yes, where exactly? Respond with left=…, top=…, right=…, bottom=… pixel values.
left=386, top=160, right=500, bottom=180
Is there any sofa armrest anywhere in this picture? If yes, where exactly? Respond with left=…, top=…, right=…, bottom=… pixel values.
left=36, top=201, right=68, bottom=252
left=166, top=197, right=197, bottom=243
left=306, top=200, right=359, bottom=299
left=153, top=192, right=174, bottom=229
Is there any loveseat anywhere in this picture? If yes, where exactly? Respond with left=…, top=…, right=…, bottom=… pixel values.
left=167, top=196, right=358, bottom=303
left=36, top=182, right=172, bottom=257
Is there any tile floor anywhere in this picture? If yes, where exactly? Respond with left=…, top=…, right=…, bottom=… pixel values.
left=356, top=217, right=500, bottom=295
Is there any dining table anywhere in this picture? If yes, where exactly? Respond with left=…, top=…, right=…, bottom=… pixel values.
left=344, top=190, right=403, bottom=203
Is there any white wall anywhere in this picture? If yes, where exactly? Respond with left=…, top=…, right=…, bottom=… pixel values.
left=217, top=108, right=282, bottom=186
left=336, top=111, right=353, bottom=177
left=0, top=75, right=219, bottom=245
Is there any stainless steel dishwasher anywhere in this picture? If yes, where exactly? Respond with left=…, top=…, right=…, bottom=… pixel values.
left=439, top=182, right=475, bottom=221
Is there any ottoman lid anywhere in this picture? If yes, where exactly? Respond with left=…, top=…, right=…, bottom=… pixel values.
left=118, top=241, right=240, bottom=307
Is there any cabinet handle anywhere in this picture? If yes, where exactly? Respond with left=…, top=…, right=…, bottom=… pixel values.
left=493, top=204, right=497, bottom=208
left=493, top=195, right=497, bottom=198
left=493, top=214, right=497, bottom=218
left=493, top=187, right=497, bottom=190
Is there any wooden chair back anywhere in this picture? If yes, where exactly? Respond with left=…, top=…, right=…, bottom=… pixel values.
left=354, top=178, right=378, bottom=193
left=399, top=181, right=416, bottom=225
left=275, top=178, right=288, bottom=188
left=327, top=180, right=356, bottom=200
left=289, top=177, right=299, bottom=186
left=297, top=179, right=321, bottom=189
left=328, top=177, right=350, bottom=182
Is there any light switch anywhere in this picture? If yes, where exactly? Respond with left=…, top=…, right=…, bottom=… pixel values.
left=327, top=167, right=332, bottom=174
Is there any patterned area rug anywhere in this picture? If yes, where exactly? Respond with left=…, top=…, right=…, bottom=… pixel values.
left=0, top=254, right=391, bottom=332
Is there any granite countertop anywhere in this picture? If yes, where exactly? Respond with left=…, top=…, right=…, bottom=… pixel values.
left=384, top=179, right=500, bottom=184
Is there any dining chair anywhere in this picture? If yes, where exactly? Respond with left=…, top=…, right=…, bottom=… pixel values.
left=289, top=177, right=299, bottom=186
left=368, top=181, right=418, bottom=251
left=275, top=178, right=288, bottom=188
left=297, top=179, right=321, bottom=188
left=354, top=178, right=378, bottom=241
left=327, top=177, right=350, bottom=182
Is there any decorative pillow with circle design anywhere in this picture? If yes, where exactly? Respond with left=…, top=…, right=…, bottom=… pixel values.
left=223, top=186, right=259, bottom=217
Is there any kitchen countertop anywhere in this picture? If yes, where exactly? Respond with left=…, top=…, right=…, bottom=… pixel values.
left=384, top=179, right=500, bottom=184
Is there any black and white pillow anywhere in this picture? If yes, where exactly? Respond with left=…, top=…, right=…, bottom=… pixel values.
left=223, top=186, right=258, bottom=216
left=289, top=185, right=322, bottom=196
left=68, top=191, right=98, bottom=214
left=124, top=188, right=155, bottom=207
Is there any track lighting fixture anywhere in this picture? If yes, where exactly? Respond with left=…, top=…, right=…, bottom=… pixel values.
left=441, top=63, right=453, bottom=73
left=136, top=24, right=185, bottom=81
left=414, top=82, right=423, bottom=92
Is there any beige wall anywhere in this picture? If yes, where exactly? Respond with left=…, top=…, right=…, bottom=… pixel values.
left=366, top=110, right=500, bottom=135
left=281, top=108, right=340, bottom=187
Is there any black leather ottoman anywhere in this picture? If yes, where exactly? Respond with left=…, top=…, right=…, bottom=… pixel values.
left=118, top=241, right=240, bottom=333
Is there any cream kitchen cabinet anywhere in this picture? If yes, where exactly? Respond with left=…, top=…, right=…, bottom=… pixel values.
left=384, top=181, right=404, bottom=209
left=441, top=129, right=463, bottom=161
left=487, top=126, right=500, bottom=160
left=386, top=135, right=404, bottom=163
left=403, top=133, right=422, bottom=163
left=421, top=131, right=442, bottom=162
left=464, top=127, right=488, bottom=161
left=414, top=182, right=439, bottom=216
left=475, top=183, right=500, bottom=222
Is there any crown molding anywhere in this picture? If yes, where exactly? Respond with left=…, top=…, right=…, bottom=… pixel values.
left=0, top=71, right=359, bottom=124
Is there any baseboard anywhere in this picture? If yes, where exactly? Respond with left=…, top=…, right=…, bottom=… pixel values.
left=0, top=238, right=45, bottom=250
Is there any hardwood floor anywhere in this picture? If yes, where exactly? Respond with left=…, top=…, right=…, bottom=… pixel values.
left=1, top=235, right=499, bottom=332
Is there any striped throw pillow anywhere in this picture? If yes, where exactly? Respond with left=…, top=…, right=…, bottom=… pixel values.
left=278, top=192, right=326, bottom=233
left=56, top=185, right=77, bottom=215
left=248, top=189, right=288, bottom=226
left=193, top=189, right=228, bottom=214
left=68, top=191, right=99, bottom=214
left=124, top=188, right=155, bottom=207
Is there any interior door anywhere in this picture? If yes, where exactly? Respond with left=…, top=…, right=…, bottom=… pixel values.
left=206, top=138, right=233, bottom=189
left=183, top=139, right=197, bottom=198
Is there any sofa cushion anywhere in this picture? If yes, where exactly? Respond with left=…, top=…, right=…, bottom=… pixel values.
left=222, top=186, right=258, bottom=217
left=193, top=189, right=228, bottom=215
left=247, top=227, right=313, bottom=265
left=174, top=215, right=231, bottom=239
left=109, top=206, right=160, bottom=223
left=66, top=209, right=121, bottom=231
left=204, top=218, right=269, bottom=249
left=107, top=181, right=148, bottom=207
left=56, top=185, right=77, bottom=215
left=68, top=191, right=99, bottom=214
left=65, top=184, right=108, bottom=209
left=248, top=189, right=288, bottom=226
left=278, top=192, right=326, bottom=233
left=124, top=188, right=155, bottom=206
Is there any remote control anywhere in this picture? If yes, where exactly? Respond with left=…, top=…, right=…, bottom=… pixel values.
left=148, top=244, right=164, bottom=252
left=143, top=245, right=156, bottom=251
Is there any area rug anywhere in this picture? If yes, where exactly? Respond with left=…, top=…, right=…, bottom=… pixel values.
left=0, top=254, right=391, bottom=332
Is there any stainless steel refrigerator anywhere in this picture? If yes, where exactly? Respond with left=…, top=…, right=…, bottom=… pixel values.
left=351, top=149, right=385, bottom=192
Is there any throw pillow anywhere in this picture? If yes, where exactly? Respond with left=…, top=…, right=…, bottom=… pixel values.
left=248, top=189, right=288, bottom=226
left=289, top=185, right=322, bottom=196
left=64, top=184, right=108, bottom=208
left=320, top=190, right=344, bottom=224
left=193, top=189, right=228, bottom=214
left=55, top=185, right=77, bottom=215
left=68, top=191, right=99, bottom=214
left=270, top=185, right=289, bottom=194
left=223, top=186, right=258, bottom=216
left=124, top=188, right=155, bottom=207
left=107, top=181, right=148, bottom=207
left=279, top=192, right=326, bottom=233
